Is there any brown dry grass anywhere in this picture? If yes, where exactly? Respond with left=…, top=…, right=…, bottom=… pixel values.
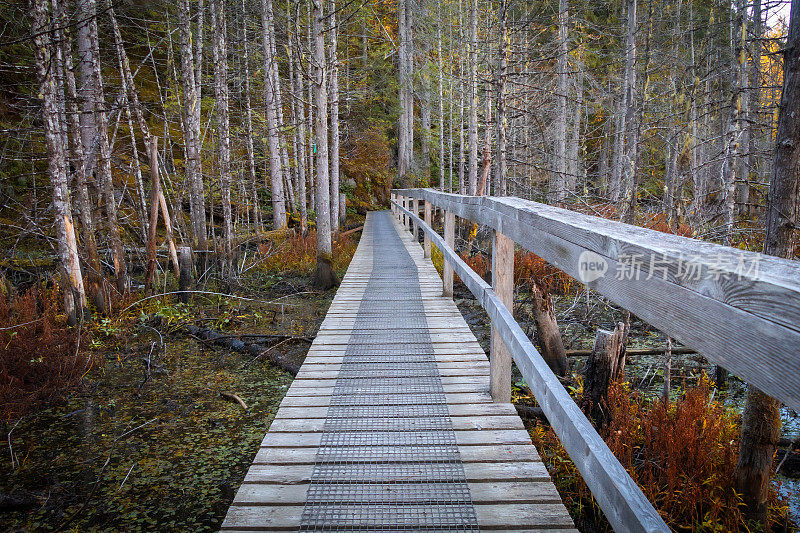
left=0, top=286, right=92, bottom=421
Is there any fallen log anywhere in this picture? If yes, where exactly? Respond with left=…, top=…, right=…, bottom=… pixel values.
left=183, top=325, right=302, bottom=375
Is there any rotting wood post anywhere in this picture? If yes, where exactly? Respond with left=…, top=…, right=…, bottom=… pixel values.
left=423, top=200, right=432, bottom=258
left=179, top=246, right=193, bottom=304
left=582, top=323, right=628, bottom=425
left=412, top=198, right=419, bottom=242
left=144, top=136, right=160, bottom=294
left=491, top=230, right=514, bottom=402
left=443, top=211, right=455, bottom=297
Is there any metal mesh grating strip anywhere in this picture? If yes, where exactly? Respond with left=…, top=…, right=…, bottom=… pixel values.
left=300, top=212, right=479, bottom=531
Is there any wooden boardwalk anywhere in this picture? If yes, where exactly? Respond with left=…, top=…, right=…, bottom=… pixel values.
left=222, top=211, right=576, bottom=532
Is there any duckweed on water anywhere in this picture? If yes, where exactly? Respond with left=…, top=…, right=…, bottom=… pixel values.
left=0, top=333, right=293, bottom=531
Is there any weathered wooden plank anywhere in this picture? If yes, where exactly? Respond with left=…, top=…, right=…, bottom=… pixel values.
left=259, top=429, right=533, bottom=448
left=242, top=461, right=549, bottom=484
left=277, top=391, right=493, bottom=407
left=268, top=415, right=523, bottom=432
left=273, top=402, right=514, bottom=419
left=233, top=480, right=561, bottom=505
left=395, top=188, right=800, bottom=412
left=253, top=443, right=542, bottom=465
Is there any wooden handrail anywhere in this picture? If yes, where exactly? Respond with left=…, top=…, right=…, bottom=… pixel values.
left=393, top=188, right=800, bottom=413
left=391, top=197, right=669, bottom=533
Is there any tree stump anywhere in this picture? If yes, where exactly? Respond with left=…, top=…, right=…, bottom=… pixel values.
left=529, top=277, right=569, bottom=376
left=582, top=321, right=629, bottom=426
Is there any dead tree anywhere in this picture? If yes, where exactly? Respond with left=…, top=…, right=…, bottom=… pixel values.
left=529, top=278, right=569, bottom=376
left=582, top=321, right=629, bottom=426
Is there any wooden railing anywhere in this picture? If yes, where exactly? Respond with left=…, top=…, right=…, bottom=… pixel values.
left=391, top=188, right=800, bottom=533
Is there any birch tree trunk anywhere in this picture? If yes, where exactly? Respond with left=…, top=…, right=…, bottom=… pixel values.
left=241, top=0, right=261, bottom=232
left=618, top=0, right=638, bottom=223
left=743, top=0, right=762, bottom=217
left=495, top=0, right=508, bottom=197
left=312, top=0, right=337, bottom=289
left=397, top=0, right=412, bottom=180
left=722, top=0, right=747, bottom=244
left=552, top=0, right=568, bottom=202
left=61, top=7, right=105, bottom=313
left=329, top=0, right=341, bottom=232
left=211, top=0, right=233, bottom=272
left=178, top=0, right=208, bottom=249
left=437, top=1, right=445, bottom=191
left=75, top=0, right=96, bottom=171
left=32, top=0, right=87, bottom=324
left=261, top=0, right=287, bottom=229
left=467, top=0, right=478, bottom=195
left=289, top=5, right=308, bottom=233
left=88, top=0, right=128, bottom=292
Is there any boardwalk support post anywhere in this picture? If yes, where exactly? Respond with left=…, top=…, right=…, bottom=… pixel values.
left=443, top=211, right=455, bottom=297
left=412, top=198, right=419, bottom=242
left=491, top=230, right=514, bottom=402
left=424, top=200, right=432, bottom=258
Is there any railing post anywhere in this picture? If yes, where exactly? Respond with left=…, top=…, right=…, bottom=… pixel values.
left=412, top=198, right=419, bottom=242
left=490, top=230, right=514, bottom=403
left=391, top=193, right=396, bottom=215
left=442, top=211, right=455, bottom=297
left=423, top=200, right=432, bottom=258
left=402, top=197, right=409, bottom=230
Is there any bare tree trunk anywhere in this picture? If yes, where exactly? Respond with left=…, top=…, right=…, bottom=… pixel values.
left=307, top=0, right=315, bottom=213
left=312, top=0, right=337, bottom=289
left=261, top=0, right=287, bottom=229
left=329, top=0, right=341, bottom=232
left=477, top=79, right=492, bottom=196
left=61, top=7, right=105, bottom=313
left=241, top=0, right=261, bottom=232
left=722, top=0, right=747, bottom=245
left=552, top=0, right=568, bottom=203
left=266, top=7, right=293, bottom=218
left=87, top=0, right=127, bottom=292
left=420, top=34, right=431, bottom=180
left=467, top=0, right=478, bottom=194
left=289, top=4, right=308, bottom=233
left=495, top=0, right=508, bottom=198
left=145, top=137, right=161, bottom=292
left=618, top=0, right=638, bottom=223
left=736, top=1, right=798, bottom=522
left=530, top=278, right=569, bottom=376
left=743, top=0, right=762, bottom=217
left=437, top=1, right=445, bottom=191
left=178, top=0, right=208, bottom=249
left=33, top=0, right=87, bottom=324
left=397, top=0, right=412, bottom=180
left=211, top=0, right=233, bottom=273
left=75, top=0, right=96, bottom=171
left=609, top=89, right=625, bottom=201
left=567, top=44, right=582, bottom=194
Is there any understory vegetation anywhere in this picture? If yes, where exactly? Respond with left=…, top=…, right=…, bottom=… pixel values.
left=0, top=232, right=357, bottom=531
